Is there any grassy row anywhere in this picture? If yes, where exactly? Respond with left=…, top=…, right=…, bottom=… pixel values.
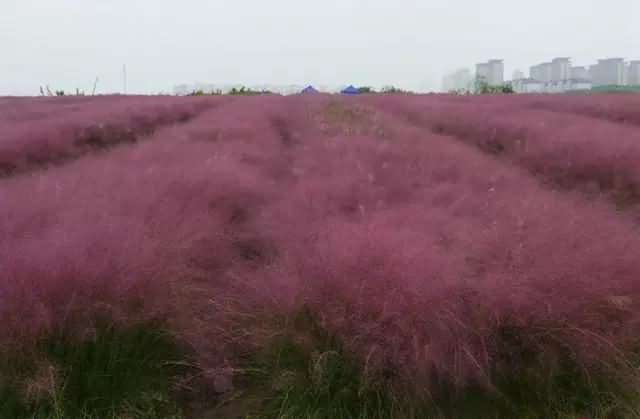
left=0, top=96, right=318, bottom=418
left=523, top=94, right=640, bottom=126
left=363, top=95, right=640, bottom=210
left=407, top=93, right=640, bottom=126
left=0, top=96, right=108, bottom=124
left=0, top=96, right=225, bottom=177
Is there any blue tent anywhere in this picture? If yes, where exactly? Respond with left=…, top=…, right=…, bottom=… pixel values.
left=340, top=85, right=360, bottom=94
left=300, top=85, right=318, bottom=94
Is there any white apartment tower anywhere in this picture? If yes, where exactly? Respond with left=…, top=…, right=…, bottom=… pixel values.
left=591, top=58, right=626, bottom=86
left=628, top=61, right=640, bottom=85
left=476, top=63, right=489, bottom=83
left=487, top=59, right=504, bottom=85
left=570, top=66, right=589, bottom=80
left=530, top=62, right=552, bottom=82
left=476, top=59, right=504, bottom=86
left=551, top=57, right=571, bottom=81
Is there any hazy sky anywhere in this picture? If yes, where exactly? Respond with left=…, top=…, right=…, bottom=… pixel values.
left=1, top=0, right=638, bottom=95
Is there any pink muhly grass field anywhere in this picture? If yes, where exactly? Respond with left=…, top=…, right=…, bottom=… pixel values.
left=2, top=93, right=640, bottom=415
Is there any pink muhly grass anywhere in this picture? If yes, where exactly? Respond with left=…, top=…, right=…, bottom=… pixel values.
left=0, top=96, right=311, bottom=365
left=364, top=95, right=640, bottom=209
left=2, top=94, right=640, bottom=404
left=0, top=120, right=273, bottom=350
left=234, top=107, right=640, bottom=394
left=524, top=94, right=640, bottom=126
left=0, top=96, right=223, bottom=177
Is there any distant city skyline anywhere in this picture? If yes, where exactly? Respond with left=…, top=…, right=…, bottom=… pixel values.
left=442, top=54, right=640, bottom=93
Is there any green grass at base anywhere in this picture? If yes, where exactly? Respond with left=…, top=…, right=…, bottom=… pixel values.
left=0, top=322, right=187, bottom=419
left=220, top=312, right=640, bottom=419
left=2, top=313, right=640, bottom=419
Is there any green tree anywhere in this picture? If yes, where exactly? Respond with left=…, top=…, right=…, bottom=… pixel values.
left=380, top=85, right=411, bottom=94
left=228, top=86, right=262, bottom=95
left=357, top=86, right=377, bottom=94
left=474, top=78, right=514, bottom=95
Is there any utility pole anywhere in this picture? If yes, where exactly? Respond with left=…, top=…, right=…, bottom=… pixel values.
left=92, top=77, right=99, bottom=95
left=122, top=64, right=127, bottom=94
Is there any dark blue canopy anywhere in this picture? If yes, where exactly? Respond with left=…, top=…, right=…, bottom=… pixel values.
left=340, top=85, right=359, bottom=94
left=300, top=85, right=318, bottom=94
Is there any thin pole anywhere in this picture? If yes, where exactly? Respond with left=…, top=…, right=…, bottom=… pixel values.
left=122, top=64, right=127, bottom=94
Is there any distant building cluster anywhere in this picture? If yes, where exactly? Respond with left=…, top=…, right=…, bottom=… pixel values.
left=514, top=57, right=591, bottom=93
left=469, top=56, right=640, bottom=93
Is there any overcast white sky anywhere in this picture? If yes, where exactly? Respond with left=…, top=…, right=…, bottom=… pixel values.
left=1, top=0, right=638, bottom=95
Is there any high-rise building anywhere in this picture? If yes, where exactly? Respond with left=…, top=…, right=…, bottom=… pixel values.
left=591, top=58, right=626, bottom=86
left=476, top=63, right=489, bottom=83
left=530, top=62, right=552, bottom=82
left=628, top=61, right=640, bottom=86
left=570, top=66, right=589, bottom=80
left=475, top=60, right=504, bottom=86
left=512, top=69, right=525, bottom=80
left=551, top=57, right=571, bottom=81
left=487, top=59, right=504, bottom=85
left=529, top=65, right=539, bottom=81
